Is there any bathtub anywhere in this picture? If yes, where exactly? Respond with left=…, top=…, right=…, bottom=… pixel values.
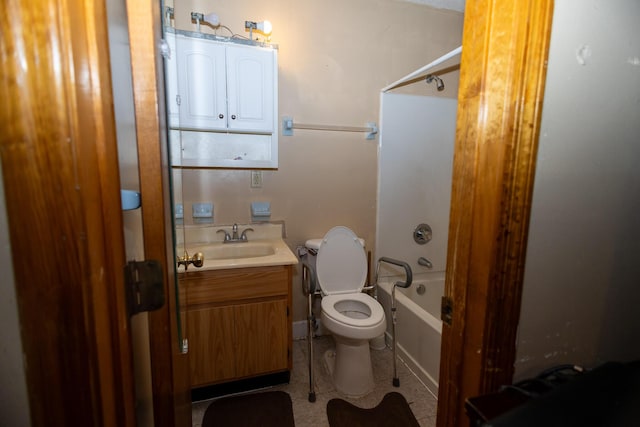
left=376, top=272, right=444, bottom=395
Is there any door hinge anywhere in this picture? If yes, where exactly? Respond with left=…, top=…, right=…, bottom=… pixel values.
left=441, top=296, right=453, bottom=326
left=176, top=94, right=181, bottom=106
left=124, top=260, right=165, bottom=316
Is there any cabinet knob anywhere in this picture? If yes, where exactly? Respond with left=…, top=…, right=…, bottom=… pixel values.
left=231, top=115, right=236, bottom=120
left=218, top=114, right=224, bottom=119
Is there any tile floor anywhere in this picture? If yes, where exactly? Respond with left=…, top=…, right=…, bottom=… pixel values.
left=192, top=335, right=438, bottom=426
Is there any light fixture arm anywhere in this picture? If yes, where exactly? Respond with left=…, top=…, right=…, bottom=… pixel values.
left=245, top=21, right=257, bottom=40
left=191, top=12, right=203, bottom=31
left=192, top=11, right=220, bottom=32
left=244, top=20, right=272, bottom=40
left=165, top=7, right=174, bottom=27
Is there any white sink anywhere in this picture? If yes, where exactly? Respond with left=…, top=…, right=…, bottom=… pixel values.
left=176, top=223, right=298, bottom=271
left=177, top=239, right=297, bottom=271
left=198, top=242, right=276, bottom=260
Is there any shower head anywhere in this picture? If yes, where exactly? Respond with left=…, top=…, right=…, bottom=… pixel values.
left=425, top=74, right=445, bottom=92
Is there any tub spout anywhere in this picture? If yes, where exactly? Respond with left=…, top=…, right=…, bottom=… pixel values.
left=418, top=257, right=433, bottom=269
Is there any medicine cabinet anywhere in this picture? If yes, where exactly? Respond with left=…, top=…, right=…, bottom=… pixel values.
left=165, top=29, right=278, bottom=169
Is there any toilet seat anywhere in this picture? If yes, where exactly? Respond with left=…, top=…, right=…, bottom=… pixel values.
left=315, top=226, right=368, bottom=296
left=321, top=293, right=385, bottom=328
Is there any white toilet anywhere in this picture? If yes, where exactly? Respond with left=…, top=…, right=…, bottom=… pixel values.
left=306, top=226, right=386, bottom=397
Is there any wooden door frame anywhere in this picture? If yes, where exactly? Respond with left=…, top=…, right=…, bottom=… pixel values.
left=125, top=0, right=192, bottom=426
left=1, top=0, right=136, bottom=425
left=437, top=1, right=554, bottom=426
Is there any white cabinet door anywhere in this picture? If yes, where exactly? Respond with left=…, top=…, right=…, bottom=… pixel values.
left=226, top=45, right=275, bottom=133
left=163, top=33, right=180, bottom=128
left=176, top=35, right=227, bottom=130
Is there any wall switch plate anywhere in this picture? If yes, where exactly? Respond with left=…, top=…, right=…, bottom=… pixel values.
left=251, top=170, right=263, bottom=188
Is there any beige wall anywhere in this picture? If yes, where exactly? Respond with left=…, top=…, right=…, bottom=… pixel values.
left=167, top=0, right=463, bottom=321
left=0, top=166, right=31, bottom=426
left=516, top=0, right=640, bottom=379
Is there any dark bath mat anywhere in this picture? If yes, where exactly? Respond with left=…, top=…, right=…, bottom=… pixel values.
left=327, top=392, right=420, bottom=427
left=202, top=390, right=295, bottom=427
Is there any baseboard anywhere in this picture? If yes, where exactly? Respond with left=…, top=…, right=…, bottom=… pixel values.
left=293, top=319, right=329, bottom=340
left=293, top=321, right=307, bottom=340
left=191, top=371, right=290, bottom=402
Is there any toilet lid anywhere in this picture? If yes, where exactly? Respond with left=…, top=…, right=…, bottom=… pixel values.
left=316, top=226, right=367, bottom=295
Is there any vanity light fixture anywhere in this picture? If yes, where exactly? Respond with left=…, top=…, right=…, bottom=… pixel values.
left=245, top=20, right=272, bottom=40
left=191, top=11, right=220, bottom=32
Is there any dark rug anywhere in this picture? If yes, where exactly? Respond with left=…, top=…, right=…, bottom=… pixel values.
left=202, top=390, right=295, bottom=427
left=327, top=392, right=420, bottom=427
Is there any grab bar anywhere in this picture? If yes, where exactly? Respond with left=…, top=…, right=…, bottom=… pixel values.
left=375, top=256, right=413, bottom=388
left=297, top=247, right=319, bottom=403
left=375, top=256, right=413, bottom=289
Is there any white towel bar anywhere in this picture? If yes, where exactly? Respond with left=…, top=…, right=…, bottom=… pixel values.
left=282, top=117, right=378, bottom=140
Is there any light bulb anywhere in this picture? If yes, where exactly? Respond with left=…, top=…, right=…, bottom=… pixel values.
left=257, top=20, right=272, bottom=35
left=203, top=12, right=220, bottom=26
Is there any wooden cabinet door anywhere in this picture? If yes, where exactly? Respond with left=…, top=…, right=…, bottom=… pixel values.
left=187, top=306, right=235, bottom=386
left=226, top=44, right=275, bottom=133
left=234, top=299, right=288, bottom=378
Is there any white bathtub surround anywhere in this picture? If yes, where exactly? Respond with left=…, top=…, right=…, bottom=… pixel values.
left=377, top=274, right=444, bottom=396
left=376, top=93, right=457, bottom=279
left=375, top=86, right=457, bottom=400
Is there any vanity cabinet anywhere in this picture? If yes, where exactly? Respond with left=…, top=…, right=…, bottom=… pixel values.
left=182, top=265, right=292, bottom=388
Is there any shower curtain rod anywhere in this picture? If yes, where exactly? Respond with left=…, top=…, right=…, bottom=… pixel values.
left=381, top=45, right=462, bottom=93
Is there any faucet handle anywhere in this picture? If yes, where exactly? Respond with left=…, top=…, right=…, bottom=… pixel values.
left=217, top=229, right=231, bottom=242
left=240, top=228, right=254, bottom=241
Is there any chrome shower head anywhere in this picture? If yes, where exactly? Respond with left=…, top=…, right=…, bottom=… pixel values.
left=425, top=74, right=445, bottom=91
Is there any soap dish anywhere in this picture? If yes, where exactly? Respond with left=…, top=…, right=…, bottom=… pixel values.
left=251, top=202, right=271, bottom=221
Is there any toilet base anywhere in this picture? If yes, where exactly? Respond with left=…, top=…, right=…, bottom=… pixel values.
left=324, top=336, right=375, bottom=398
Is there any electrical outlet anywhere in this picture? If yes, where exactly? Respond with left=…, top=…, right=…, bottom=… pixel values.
left=251, top=170, right=263, bottom=188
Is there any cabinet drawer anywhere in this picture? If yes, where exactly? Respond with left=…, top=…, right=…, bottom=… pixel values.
left=183, top=265, right=290, bottom=306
